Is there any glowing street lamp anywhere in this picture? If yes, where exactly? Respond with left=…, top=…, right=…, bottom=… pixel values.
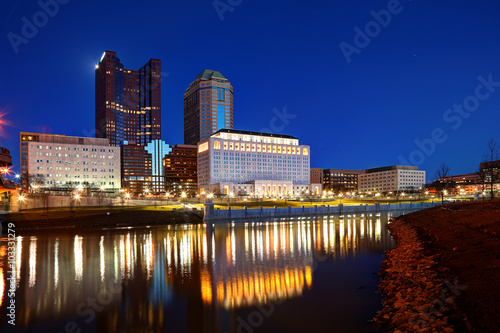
left=18, top=194, right=25, bottom=210
left=337, top=192, right=344, bottom=205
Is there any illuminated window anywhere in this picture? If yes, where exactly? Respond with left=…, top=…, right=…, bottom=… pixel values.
left=252, top=144, right=256, bottom=152
left=297, top=147, right=301, bottom=155
left=278, top=146, right=281, bottom=154
left=303, top=148, right=309, bottom=156
left=235, top=143, right=240, bottom=151
left=287, top=147, right=291, bottom=154
left=229, top=142, right=234, bottom=150
left=257, top=144, right=261, bottom=152
left=241, top=143, right=245, bottom=152
left=262, top=145, right=267, bottom=153
left=268, top=145, right=272, bottom=153
left=273, top=145, right=277, bottom=154
left=198, top=142, right=209, bottom=153
left=223, top=141, right=228, bottom=150
left=246, top=143, right=251, bottom=151
left=214, top=141, right=221, bottom=150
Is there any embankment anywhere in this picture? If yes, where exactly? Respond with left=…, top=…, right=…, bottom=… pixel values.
left=1, top=208, right=203, bottom=231
left=376, top=200, right=500, bottom=332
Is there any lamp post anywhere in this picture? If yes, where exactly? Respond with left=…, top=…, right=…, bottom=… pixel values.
left=125, top=193, right=131, bottom=206
left=18, top=194, right=25, bottom=211
left=74, top=194, right=81, bottom=213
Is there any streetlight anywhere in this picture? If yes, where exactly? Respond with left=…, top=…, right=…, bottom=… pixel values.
left=18, top=194, right=25, bottom=210
left=74, top=194, right=81, bottom=211
left=98, top=185, right=104, bottom=200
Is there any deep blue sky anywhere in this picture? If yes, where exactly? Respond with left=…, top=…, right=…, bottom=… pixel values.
left=1, top=0, right=499, bottom=182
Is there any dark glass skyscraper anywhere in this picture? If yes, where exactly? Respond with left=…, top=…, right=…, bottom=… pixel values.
left=184, top=69, right=233, bottom=145
left=95, top=51, right=161, bottom=146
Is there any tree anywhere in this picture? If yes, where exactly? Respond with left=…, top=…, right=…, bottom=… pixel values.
left=433, top=163, right=452, bottom=204
left=23, top=174, right=45, bottom=193
left=481, top=138, right=500, bottom=200
left=475, top=169, right=487, bottom=201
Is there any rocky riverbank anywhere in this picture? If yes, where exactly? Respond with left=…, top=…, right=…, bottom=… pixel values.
left=376, top=200, right=500, bottom=332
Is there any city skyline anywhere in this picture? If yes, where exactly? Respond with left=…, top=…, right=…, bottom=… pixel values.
left=2, top=1, right=500, bottom=182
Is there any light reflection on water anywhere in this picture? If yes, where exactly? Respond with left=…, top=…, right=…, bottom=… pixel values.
left=0, top=213, right=399, bottom=333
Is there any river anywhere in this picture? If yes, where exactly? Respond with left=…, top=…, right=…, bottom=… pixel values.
left=0, top=212, right=403, bottom=332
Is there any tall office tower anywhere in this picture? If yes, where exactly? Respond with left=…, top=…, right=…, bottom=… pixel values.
left=184, top=69, right=233, bottom=145
left=95, top=51, right=161, bottom=146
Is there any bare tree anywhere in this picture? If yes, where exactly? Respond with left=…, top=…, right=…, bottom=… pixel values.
left=433, top=163, right=452, bottom=204
left=481, top=138, right=500, bottom=200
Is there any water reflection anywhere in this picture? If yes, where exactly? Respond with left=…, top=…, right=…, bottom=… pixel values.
left=0, top=214, right=394, bottom=333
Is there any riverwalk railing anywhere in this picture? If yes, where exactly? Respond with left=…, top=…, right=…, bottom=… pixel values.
left=204, top=201, right=443, bottom=222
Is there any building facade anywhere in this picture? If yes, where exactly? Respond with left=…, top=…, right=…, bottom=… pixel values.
left=164, top=145, right=198, bottom=197
left=310, top=168, right=323, bottom=184
left=184, top=69, right=233, bottom=145
left=197, top=129, right=310, bottom=197
left=358, top=165, right=425, bottom=193
left=95, top=50, right=161, bottom=146
left=121, top=140, right=171, bottom=194
left=323, top=169, right=365, bottom=193
left=20, top=132, right=120, bottom=192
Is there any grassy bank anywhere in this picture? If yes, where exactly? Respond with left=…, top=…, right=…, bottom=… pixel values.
left=214, top=197, right=444, bottom=209
left=376, top=200, right=500, bottom=332
left=2, top=206, right=203, bottom=230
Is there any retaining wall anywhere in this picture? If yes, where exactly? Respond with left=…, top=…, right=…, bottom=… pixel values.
left=204, top=201, right=444, bottom=222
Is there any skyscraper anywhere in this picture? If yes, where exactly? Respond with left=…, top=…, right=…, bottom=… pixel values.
left=95, top=51, right=161, bottom=147
left=184, top=69, right=233, bottom=145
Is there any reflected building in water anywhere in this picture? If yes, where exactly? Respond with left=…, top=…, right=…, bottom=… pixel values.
left=0, top=214, right=393, bottom=332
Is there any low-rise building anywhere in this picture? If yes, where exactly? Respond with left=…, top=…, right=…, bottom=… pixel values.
left=164, top=144, right=198, bottom=197
left=358, top=165, right=425, bottom=194
left=323, top=169, right=364, bottom=193
left=121, top=140, right=171, bottom=194
left=20, top=132, right=120, bottom=192
left=197, top=129, right=310, bottom=197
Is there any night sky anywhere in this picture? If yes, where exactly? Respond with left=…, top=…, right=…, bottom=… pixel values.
left=1, top=0, right=500, bottom=182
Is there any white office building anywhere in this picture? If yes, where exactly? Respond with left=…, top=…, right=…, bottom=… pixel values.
left=20, top=132, right=121, bottom=191
left=197, top=129, right=311, bottom=197
left=358, top=165, right=426, bottom=193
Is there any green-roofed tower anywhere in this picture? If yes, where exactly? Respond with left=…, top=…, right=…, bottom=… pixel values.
left=184, top=69, right=233, bottom=145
